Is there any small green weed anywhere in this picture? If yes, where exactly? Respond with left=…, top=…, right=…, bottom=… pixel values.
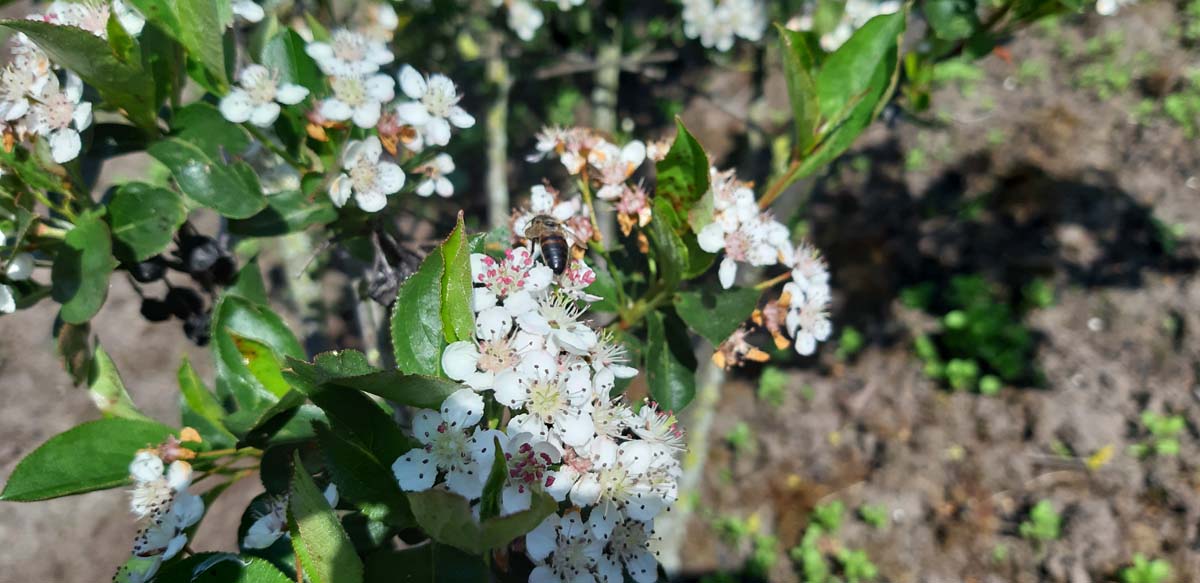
left=1130, top=411, right=1186, bottom=458
left=1120, top=554, right=1173, bottom=583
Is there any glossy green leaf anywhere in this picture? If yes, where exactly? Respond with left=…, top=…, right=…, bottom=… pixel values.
left=646, top=198, right=689, bottom=289
left=440, top=214, right=474, bottom=343
left=212, top=295, right=303, bottom=413
left=108, top=182, right=187, bottom=262
left=171, top=102, right=251, bottom=157
left=225, top=258, right=271, bottom=305
left=51, top=210, right=116, bottom=324
left=289, top=451, right=364, bottom=583
left=646, top=311, right=697, bottom=412
left=260, top=29, right=323, bottom=93
left=675, top=287, right=762, bottom=346
left=106, top=11, right=136, bottom=63
left=56, top=321, right=91, bottom=386
left=149, top=138, right=267, bottom=219
left=779, top=26, right=821, bottom=152
left=0, top=19, right=157, bottom=129
left=229, top=189, right=338, bottom=237
left=585, top=265, right=620, bottom=313
left=173, top=0, right=229, bottom=91
left=87, top=344, right=154, bottom=422
left=178, top=357, right=237, bottom=449
left=364, top=544, right=488, bottom=583
left=314, top=422, right=414, bottom=529
left=925, top=0, right=980, bottom=40
left=390, top=249, right=444, bottom=376
left=407, top=488, right=556, bottom=555
left=156, top=552, right=292, bottom=583
left=0, top=418, right=173, bottom=501
left=656, top=117, right=711, bottom=205
left=302, top=369, right=460, bottom=411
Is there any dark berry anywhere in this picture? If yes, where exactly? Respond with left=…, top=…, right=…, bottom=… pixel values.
left=183, top=311, right=211, bottom=346
left=128, top=255, right=167, bottom=283
left=210, top=255, right=236, bottom=286
left=139, top=298, right=170, bottom=322
left=181, top=236, right=221, bottom=274
left=165, top=287, right=204, bottom=319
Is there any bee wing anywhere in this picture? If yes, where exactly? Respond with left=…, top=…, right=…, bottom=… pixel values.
left=560, top=222, right=585, bottom=248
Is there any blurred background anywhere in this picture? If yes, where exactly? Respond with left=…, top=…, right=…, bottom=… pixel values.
left=2, top=0, right=1200, bottom=581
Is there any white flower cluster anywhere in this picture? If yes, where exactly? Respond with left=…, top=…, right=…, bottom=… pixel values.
left=680, top=0, right=766, bottom=52
left=0, top=228, right=35, bottom=314
left=242, top=484, right=339, bottom=549
left=0, top=2, right=118, bottom=164
left=693, top=167, right=832, bottom=356
left=787, top=0, right=900, bottom=51
left=390, top=246, right=681, bottom=583
left=490, top=0, right=586, bottom=42
left=120, top=450, right=204, bottom=581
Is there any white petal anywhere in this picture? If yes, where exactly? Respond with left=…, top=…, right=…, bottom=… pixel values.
left=569, top=473, right=602, bottom=506
left=242, top=513, right=285, bottom=549
left=441, top=388, right=484, bottom=429
left=557, top=411, right=594, bottom=448
left=359, top=135, right=383, bottom=161
left=392, top=449, right=436, bottom=491
left=529, top=566, right=557, bottom=583
left=219, top=91, right=255, bottom=123
left=2, top=253, right=28, bottom=281
left=323, top=484, right=339, bottom=507
left=171, top=492, right=205, bottom=528
left=718, top=256, right=737, bottom=289
left=165, top=461, right=192, bottom=491
left=501, top=484, right=532, bottom=515
left=73, top=101, right=92, bottom=131
left=0, top=285, right=13, bottom=314
left=435, top=177, right=454, bottom=197
left=516, top=310, right=551, bottom=336
left=696, top=222, right=727, bottom=253
left=351, top=101, right=382, bottom=129
left=412, top=410, right=441, bottom=444
left=275, top=83, right=309, bottom=105
left=354, top=189, right=388, bottom=213
left=627, top=548, right=659, bottom=583
left=525, top=514, right=560, bottom=561
left=328, top=174, right=352, bottom=207
left=249, top=102, right=281, bottom=127
left=365, top=74, right=396, bottom=101
left=398, top=65, right=427, bottom=98
left=475, top=306, right=513, bottom=342
left=232, top=0, right=265, bottom=22
left=395, top=101, right=431, bottom=126
left=445, top=465, right=486, bottom=500
left=448, top=106, right=475, bottom=128
left=129, top=452, right=163, bottom=483
left=621, top=140, right=646, bottom=169
left=416, top=179, right=435, bottom=197
left=319, top=98, right=353, bottom=121
left=502, top=289, right=538, bottom=317
left=49, top=129, right=81, bottom=163
left=424, top=117, right=451, bottom=147
left=442, top=341, right=481, bottom=382
left=472, top=287, right=498, bottom=312
left=161, top=534, right=188, bottom=561
left=525, top=266, right=554, bottom=291
left=304, top=43, right=333, bottom=63
left=373, top=161, right=405, bottom=194
left=492, top=370, right=525, bottom=408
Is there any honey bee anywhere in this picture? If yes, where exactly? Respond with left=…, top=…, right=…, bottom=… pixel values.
left=523, top=214, right=579, bottom=275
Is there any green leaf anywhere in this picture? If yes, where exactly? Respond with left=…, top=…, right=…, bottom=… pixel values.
left=646, top=310, right=697, bottom=411
left=56, top=321, right=92, bottom=386
left=1, top=418, right=173, bottom=501
left=779, top=26, right=821, bottom=153
left=289, top=451, right=364, bottom=583
left=226, top=258, right=271, bottom=305
left=675, top=287, right=762, bottom=346
left=171, top=102, right=252, bottom=158
left=212, top=295, right=303, bottom=413
left=260, top=29, right=324, bottom=93
left=172, top=0, right=230, bottom=91
left=178, top=357, right=237, bottom=449
left=106, top=11, right=137, bottom=63
left=407, top=488, right=557, bottom=555
left=51, top=210, right=116, bottom=324
left=478, top=436, right=506, bottom=522
left=646, top=198, right=689, bottom=289
left=156, top=552, right=293, bottom=583
left=440, top=214, right=474, bottom=343
left=656, top=117, right=711, bottom=205
left=314, top=422, right=415, bottom=529
left=390, top=250, right=444, bottom=376
left=229, top=189, right=338, bottom=237
left=87, top=344, right=155, bottom=422
left=0, top=19, right=157, bottom=129
left=108, top=182, right=187, bottom=262
left=925, top=0, right=980, bottom=40
left=364, top=544, right=488, bottom=583
left=297, top=368, right=461, bottom=411
left=149, top=138, right=267, bottom=219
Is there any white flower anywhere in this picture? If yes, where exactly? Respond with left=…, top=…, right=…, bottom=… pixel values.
left=785, top=283, right=831, bottom=356
left=512, top=186, right=585, bottom=243
left=547, top=439, right=678, bottom=521
left=471, top=247, right=555, bottom=310
left=414, top=153, right=456, bottom=197
left=396, top=65, right=475, bottom=148
left=1096, top=0, right=1136, bottom=15
left=588, top=140, right=645, bottom=201
left=558, top=258, right=602, bottom=303
left=517, top=294, right=599, bottom=355
left=628, top=401, right=686, bottom=454
left=231, top=0, right=265, bottom=23
left=492, top=350, right=594, bottom=448
left=391, top=389, right=498, bottom=500
left=498, top=431, right=560, bottom=515
left=0, top=64, right=42, bottom=122
left=329, top=137, right=405, bottom=212
left=441, top=328, right=542, bottom=391
left=46, top=1, right=144, bottom=38
left=789, top=242, right=829, bottom=296
left=305, top=29, right=394, bottom=76
left=128, top=456, right=192, bottom=520
left=603, top=519, right=659, bottom=583
left=552, top=0, right=586, bottom=10
left=356, top=3, right=400, bottom=42
left=220, top=65, right=309, bottom=127
left=506, top=0, right=545, bottom=41
left=131, top=491, right=203, bottom=560
left=29, top=74, right=92, bottom=164
left=320, top=73, right=394, bottom=129
left=525, top=509, right=613, bottom=583
left=112, top=0, right=145, bottom=35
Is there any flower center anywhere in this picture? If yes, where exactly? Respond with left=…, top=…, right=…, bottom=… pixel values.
left=428, top=424, right=468, bottom=467
left=331, top=31, right=368, bottom=63
left=247, top=78, right=277, bottom=104
left=550, top=537, right=594, bottom=577
left=526, top=379, right=566, bottom=420
left=505, top=442, right=553, bottom=492
left=349, top=158, right=378, bottom=192
left=331, top=76, right=367, bottom=107
left=130, top=478, right=175, bottom=520
left=43, top=93, right=75, bottom=129
left=477, top=338, right=516, bottom=373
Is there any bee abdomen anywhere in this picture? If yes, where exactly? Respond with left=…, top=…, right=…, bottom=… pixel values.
left=540, top=235, right=569, bottom=275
